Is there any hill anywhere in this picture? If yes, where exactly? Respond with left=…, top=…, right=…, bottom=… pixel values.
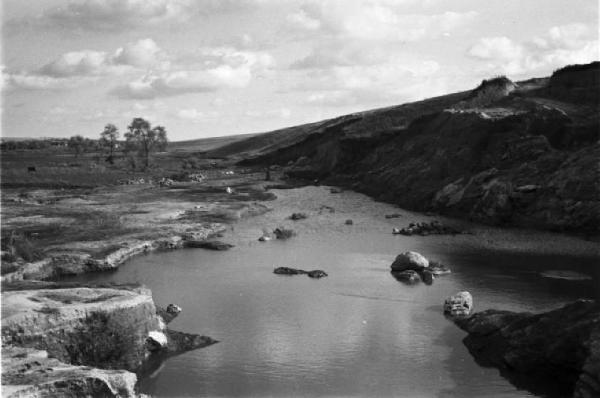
left=218, top=62, right=600, bottom=233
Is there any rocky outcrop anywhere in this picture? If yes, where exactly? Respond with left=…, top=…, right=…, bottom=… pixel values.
left=1, top=285, right=163, bottom=370
left=452, top=299, right=600, bottom=398
left=1, top=223, right=226, bottom=282
left=2, top=346, right=140, bottom=398
left=1, top=282, right=218, bottom=395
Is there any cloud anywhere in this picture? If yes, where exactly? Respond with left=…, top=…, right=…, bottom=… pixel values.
left=44, top=0, right=196, bottom=31
left=467, top=23, right=598, bottom=76
left=38, top=51, right=111, bottom=77
left=4, top=73, right=95, bottom=90
left=113, top=38, right=168, bottom=68
left=176, top=108, right=219, bottom=122
left=24, top=0, right=272, bottom=32
left=291, top=58, right=443, bottom=107
left=6, top=39, right=167, bottom=90
left=287, top=1, right=477, bottom=42
left=113, top=46, right=274, bottom=99
left=112, top=66, right=252, bottom=99
left=468, top=37, right=524, bottom=61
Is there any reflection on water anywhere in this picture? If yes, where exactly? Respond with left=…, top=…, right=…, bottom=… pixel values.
left=69, top=187, right=597, bottom=397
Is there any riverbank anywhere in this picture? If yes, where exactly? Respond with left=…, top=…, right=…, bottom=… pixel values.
left=2, top=166, right=599, bottom=396
left=1, top=167, right=278, bottom=397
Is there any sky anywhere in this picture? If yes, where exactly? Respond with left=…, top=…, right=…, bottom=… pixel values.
left=1, top=0, right=598, bottom=141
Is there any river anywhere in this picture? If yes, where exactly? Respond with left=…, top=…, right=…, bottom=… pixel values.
left=70, top=186, right=599, bottom=397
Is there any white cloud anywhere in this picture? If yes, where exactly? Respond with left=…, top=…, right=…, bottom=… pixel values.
left=112, top=66, right=252, bottom=99
left=38, top=50, right=111, bottom=77
left=467, top=24, right=598, bottom=76
left=45, top=0, right=196, bottom=30
left=4, top=73, right=95, bottom=90
left=113, top=39, right=167, bottom=68
left=292, top=58, right=443, bottom=107
left=468, top=37, right=524, bottom=61
left=287, top=1, right=477, bottom=42
left=7, top=39, right=169, bottom=90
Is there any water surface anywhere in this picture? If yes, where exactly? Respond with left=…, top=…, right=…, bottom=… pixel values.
left=72, top=186, right=598, bottom=397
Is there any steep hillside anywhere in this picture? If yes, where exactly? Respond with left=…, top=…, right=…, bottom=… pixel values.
left=232, top=62, right=600, bottom=233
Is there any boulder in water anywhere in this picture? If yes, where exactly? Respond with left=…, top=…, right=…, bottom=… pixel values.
left=444, top=291, right=473, bottom=317
left=391, top=251, right=429, bottom=272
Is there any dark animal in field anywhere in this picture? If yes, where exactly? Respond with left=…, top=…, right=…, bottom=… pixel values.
left=27, top=166, right=36, bottom=172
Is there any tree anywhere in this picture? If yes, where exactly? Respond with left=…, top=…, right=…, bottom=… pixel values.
left=124, top=118, right=168, bottom=169
left=68, top=135, right=85, bottom=158
left=100, top=124, right=120, bottom=164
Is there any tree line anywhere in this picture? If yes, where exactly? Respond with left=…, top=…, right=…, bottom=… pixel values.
left=2, top=117, right=168, bottom=170
left=97, top=117, right=168, bottom=168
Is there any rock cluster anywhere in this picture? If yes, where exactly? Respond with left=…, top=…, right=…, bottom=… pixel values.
left=392, top=221, right=462, bottom=236
left=390, top=251, right=451, bottom=285
left=273, top=267, right=328, bottom=279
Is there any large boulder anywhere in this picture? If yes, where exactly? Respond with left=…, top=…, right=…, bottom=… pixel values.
left=390, top=251, right=429, bottom=272
left=444, top=291, right=473, bottom=317
left=453, top=299, right=600, bottom=398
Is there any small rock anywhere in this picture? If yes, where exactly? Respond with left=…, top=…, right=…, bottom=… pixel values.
left=429, top=261, right=452, bottom=275
left=273, top=227, right=295, bottom=240
left=147, top=331, right=168, bottom=352
left=444, top=291, right=473, bottom=317
left=330, top=188, right=343, bottom=194
left=421, top=269, right=434, bottom=285
left=166, top=304, right=182, bottom=315
left=307, top=270, right=328, bottom=278
left=289, top=212, right=308, bottom=221
left=345, top=219, right=353, bottom=225
left=258, top=235, right=272, bottom=242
